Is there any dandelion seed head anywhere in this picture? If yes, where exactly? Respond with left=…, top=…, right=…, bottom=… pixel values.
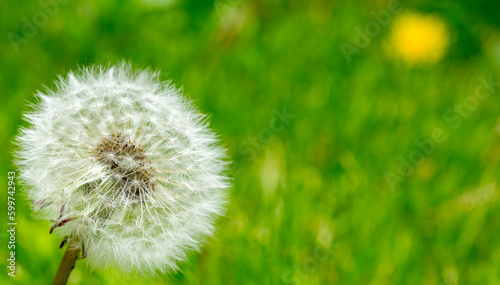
left=14, top=63, right=230, bottom=274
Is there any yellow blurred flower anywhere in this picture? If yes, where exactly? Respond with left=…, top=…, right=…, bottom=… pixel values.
left=388, top=13, right=449, bottom=64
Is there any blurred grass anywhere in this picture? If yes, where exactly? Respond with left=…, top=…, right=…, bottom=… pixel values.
left=1, top=0, right=500, bottom=284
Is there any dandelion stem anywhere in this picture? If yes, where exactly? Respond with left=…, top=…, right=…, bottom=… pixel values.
left=51, top=238, right=81, bottom=285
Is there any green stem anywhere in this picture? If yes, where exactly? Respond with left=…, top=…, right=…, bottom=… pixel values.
left=51, top=238, right=81, bottom=285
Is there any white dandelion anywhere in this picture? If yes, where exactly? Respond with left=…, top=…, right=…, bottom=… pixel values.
left=14, top=64, right=230, bottom=278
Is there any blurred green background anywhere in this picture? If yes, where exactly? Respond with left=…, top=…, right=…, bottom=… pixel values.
left=2, top=0, right=500, bottom=284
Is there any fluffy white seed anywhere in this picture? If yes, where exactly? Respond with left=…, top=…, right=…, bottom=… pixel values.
left=14, top=63, right=230, bottom=274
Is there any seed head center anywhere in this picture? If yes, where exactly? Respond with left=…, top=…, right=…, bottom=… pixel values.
left=94, top=133, right=155, bottom=200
